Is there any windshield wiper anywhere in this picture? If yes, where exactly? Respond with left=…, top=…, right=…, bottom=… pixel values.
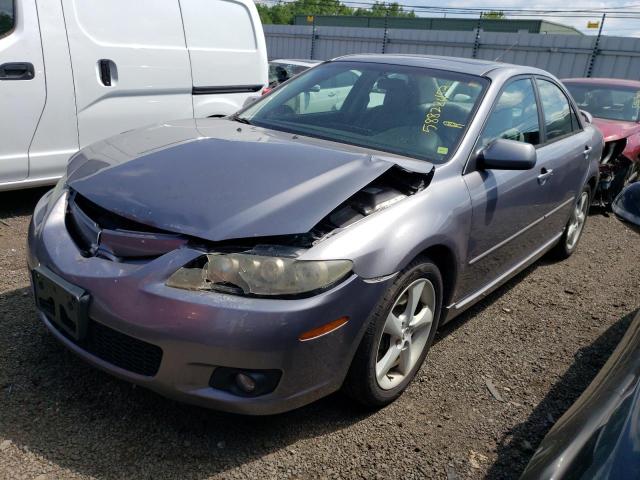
left=231, top=115, right=252, bottom=125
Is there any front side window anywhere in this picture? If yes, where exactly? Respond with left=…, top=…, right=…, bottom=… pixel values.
left=564, top=82, right=640, bottom=123
left=480, top=78, right=541, bottom=147
left=0, top=0, right=14, bottom=37
left=537, top=79, right=578, bottom=142
left=240, top=61, right=488, bottom=163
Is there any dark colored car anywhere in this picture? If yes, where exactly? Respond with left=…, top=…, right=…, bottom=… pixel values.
left=28, top=55, right=601, bottom=414
left=563, top=78, right=640, bottom=206
left=613, top=182, right=640, bottom=232
left=521, top=309, right=640, bottom=479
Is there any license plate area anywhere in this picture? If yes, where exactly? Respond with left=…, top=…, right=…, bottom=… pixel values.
left=32, top=267, right=89, bottom=342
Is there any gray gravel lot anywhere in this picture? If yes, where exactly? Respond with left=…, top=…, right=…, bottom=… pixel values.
left=1, top=187, right=639, bottom=480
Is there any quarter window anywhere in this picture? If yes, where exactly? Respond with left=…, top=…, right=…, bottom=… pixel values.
left=0, top=0, right=14, bottom=37
left=480, top=78, right=541, bottom=147
left=537, top=79, right=578, bottom=142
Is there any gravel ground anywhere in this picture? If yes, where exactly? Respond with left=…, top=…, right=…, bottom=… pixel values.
left=0, top=187, right=639, bottom=480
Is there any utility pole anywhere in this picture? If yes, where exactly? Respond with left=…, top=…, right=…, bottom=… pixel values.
left=586, top=13, right=606, bottom=78
left=472, top=12, right=483, bottom=59
left=382, top=5, right=389, bottom=54
left=310, top=15, right=317, bottom=60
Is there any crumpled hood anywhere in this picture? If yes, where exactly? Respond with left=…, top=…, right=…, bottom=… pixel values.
left=66, top=119, right=431, bottom=241
left=592, top=117, right=640, bottom=143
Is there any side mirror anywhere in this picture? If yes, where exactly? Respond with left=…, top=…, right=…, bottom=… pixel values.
left=478, top=139, right=536, bottom=170
left=612, top=183, right=640, bottom=230
left=309, top=84, right=321, bottom=93
left=580, top=109, right=593, bottom=124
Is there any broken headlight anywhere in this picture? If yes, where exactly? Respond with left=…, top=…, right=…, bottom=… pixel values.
left=166, top=252, right=353, bottom=297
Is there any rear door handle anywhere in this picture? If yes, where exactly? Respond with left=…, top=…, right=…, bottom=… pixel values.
left=0, top=62, right=35, bottom=80
left=537, top=168, right=554, bottom=185
left=584, top=145, right=592, bottom=159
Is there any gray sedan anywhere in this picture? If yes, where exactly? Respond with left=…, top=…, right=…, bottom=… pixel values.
left=27, top=55, right=602, bottom=414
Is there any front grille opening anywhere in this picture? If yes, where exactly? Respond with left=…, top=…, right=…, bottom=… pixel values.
left=72, top=191, right=169, bottom=234
left=48, top=317, right=163, bottom=377
left=87, top=321, right=163, bottom=377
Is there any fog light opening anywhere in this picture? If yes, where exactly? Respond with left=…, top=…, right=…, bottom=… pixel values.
left=209, top=367, right=282, bottom=397
left=299, top=316, right=349, bottom=342
left=235, top=372, right=257, bottom=394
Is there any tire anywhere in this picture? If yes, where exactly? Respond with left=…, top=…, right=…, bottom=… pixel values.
left=551, top=184, right=591, bottom=260
left=343, top=257, right=443, bottom=408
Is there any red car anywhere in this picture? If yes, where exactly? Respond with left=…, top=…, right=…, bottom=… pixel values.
left=563, top=78, right=640, bottom=206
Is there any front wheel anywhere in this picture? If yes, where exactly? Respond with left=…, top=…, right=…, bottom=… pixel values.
left=551, top=185, right=591, bottom=259
left=343, top=258, right=442, bottom=408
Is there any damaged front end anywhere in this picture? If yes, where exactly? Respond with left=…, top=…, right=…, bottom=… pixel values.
left=595, top=139, right=639, bottom=207
left=63, top=165, right=433, bottom=297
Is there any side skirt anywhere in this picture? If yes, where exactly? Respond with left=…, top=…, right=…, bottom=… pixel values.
left=441, top=231, right=563, bottom=324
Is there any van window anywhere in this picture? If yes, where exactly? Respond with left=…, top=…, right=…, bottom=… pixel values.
left=181, top=0, right=256, bottom=51
left=0, top=0, right=15, bottom=37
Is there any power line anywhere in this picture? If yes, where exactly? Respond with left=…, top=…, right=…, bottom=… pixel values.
left=259, top=0, right=640, bottom=15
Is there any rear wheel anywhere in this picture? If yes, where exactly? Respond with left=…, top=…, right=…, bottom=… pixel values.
left=343, top=258, right=442, bottom=408
left=551, top=185, right=591, bottom=259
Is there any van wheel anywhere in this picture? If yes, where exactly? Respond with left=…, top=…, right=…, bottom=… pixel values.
left=343, top=257, right=442, bottom=408
left=552, top=185, right=591, bottom=259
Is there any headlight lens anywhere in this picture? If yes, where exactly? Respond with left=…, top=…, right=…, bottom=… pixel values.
left=166, top=253, right=353, bottom=297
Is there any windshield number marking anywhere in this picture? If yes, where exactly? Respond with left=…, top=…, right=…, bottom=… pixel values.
left=422, top=85, right=452, bottom=134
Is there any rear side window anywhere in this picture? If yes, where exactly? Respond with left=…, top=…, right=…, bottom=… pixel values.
left=480, top=78, right=541, bottom=147
left=537, top=79, right=578, bottom=142
left=0, top=0, right=14, bottom=37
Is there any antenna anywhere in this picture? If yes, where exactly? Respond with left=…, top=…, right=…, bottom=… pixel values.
left=494, top=40, right=520, bottom=62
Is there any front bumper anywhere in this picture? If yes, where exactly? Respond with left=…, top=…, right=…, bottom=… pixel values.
left=27, top=192, right=391, bottom=414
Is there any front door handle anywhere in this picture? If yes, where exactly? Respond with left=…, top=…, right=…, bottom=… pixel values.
left=537, top=168, right=554, bottom=185
left=0, top=62, right=35, bottom=80
left=584, top=145, right=592, bottom=159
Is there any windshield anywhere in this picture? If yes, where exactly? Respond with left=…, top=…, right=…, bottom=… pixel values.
left=240, top=61, right=488, bottom=163
left=565, top=82, right=640, bottom=123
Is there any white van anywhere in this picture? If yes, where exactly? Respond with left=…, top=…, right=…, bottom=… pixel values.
left=0, top=0, right=268, bottom=191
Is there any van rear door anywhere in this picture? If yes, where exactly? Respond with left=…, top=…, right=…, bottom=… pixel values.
left=0, top=0, right=46, bottom=185
left=61, top=0, right=193, bottom=148
left=179, top=0, right=268, bottom=116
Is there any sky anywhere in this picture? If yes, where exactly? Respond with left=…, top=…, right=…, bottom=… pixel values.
left=405, top=0, right=640, bottom=37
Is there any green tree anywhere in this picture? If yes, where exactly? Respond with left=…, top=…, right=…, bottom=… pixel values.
left=354, top=2, right=415, bottom=17
left=257, top=0, right=415, bottom=25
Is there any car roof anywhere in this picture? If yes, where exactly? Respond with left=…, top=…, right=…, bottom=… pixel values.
left=331, top=53, right=545, bottom=77
left=270, top=59, right=323, bottom=68
left=563, top=77, right=640, bottom=88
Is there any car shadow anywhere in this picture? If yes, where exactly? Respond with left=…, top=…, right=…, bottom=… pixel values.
left=485, top=308, right=639, bottom=479
left=0, top=286, right=376, bottom=479
left=0, top=186, right=49, bottom=220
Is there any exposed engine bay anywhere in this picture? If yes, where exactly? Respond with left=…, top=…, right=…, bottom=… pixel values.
left=595, top=139, right=639, bottom=207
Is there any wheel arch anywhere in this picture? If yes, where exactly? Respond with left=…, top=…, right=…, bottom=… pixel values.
left=413, top=244, right=458, bottom=311
left=587, top=174, right=598, bottom=200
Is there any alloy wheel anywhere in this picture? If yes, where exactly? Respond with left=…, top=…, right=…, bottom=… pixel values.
left=566, top=192, right=589, bottom=250
left=375, top=278, right=436, bottom=390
